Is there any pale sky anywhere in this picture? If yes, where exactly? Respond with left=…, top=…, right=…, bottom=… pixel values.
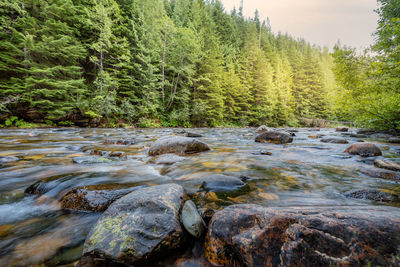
left=220, top=0, right=379, bottom=50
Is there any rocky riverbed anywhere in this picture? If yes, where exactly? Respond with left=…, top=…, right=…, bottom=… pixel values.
left=0, top=127, right=399, bottom=266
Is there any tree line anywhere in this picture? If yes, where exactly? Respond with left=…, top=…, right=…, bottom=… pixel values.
left=0, top=0, right=398, bottom=130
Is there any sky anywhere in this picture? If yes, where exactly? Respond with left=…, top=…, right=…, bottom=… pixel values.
left=220, top=0, right=379, bottom=50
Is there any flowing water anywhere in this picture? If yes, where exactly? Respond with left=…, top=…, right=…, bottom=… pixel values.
left=0, top=128, right=399, bottom=266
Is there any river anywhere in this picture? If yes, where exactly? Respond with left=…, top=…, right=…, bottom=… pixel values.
left=0, top=128, right=399, bottom=266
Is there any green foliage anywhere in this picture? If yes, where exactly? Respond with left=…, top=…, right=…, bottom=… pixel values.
left=1, top=0, right=357, bottom=128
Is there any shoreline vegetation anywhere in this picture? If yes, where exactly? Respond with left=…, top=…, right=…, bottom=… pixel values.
left=1, top=0, right=399, bottom=131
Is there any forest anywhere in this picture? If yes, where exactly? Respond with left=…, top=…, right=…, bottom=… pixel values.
left=0, top=0, right=399, bottom=131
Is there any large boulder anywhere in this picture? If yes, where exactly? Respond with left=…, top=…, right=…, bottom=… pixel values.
left=320, top=138, right=349, bottom=144
left=60, top=184, right=140, bottom=212
left=148, top=136, right=210, bottom=156
left=255, top=131, right=293, bottom=144
left=374, top=159, right=400, bottom=172
left=344, top=142, right=382, bottom=157
left=205, top=204, right=400, bottom=267
left=83, top=184, right=186, bottom=265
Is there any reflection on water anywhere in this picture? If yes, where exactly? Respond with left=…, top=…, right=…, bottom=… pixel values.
left=0, top=127, right=399, bottom=265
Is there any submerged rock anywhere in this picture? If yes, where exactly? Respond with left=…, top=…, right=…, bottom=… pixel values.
left=72, top=156, right=112, bottom=164
left=60, top=184, right=139, bottom=212
left=83, top=184, right=186, bottom=265
left=345, top=189, right=398, bottom=203
left=374, top=160, right=400, bottom=172
left=336, top=127, right=349, bottom=132
left=155, top=154, right=186, bottom=165
left=181, top=200, right=206, bottom=238
left=103, top=139, right=135, bottom=145
left=389, top=137, right=400, bottom=144
left=321, top=138, right=349, bottom=144
left=148, top=136, right=210, bottom=156
left=199, top=174, right=249, bottom=196
left=205, top=204, right=400, bottom=266
left=255, top=131, right=293, bottom=144
left=185, top=132, right=202, bottom=138
left=0, top=156, right=19, bottom=163
left=344, top=142, right=382, bottom=157
left=360, top=168, right=400, bottom=181
left=256, top=125, right=270, bottom=134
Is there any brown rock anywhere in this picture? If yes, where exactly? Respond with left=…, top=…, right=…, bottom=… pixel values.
left=320, top=138, right=349, bottom=144
left=345, top=189, right=399, bottom=203
left=336, top=127, right=349, bottom=132
left=255, top=131, right=293, bottom=144
left=60, top=184, right=139, bottom=212
left=374, top=160, right=400, bottom=172
left=344, top=143, right=382, bottom=157
left=256, top=125, right=270, bottom=134
left=360, top=168, right=400, bottom=181
left=148, top=136, right=210, bottom=156
left=205, top=204, right=400, bottom=267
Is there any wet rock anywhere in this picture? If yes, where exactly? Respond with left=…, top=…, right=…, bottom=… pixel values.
left=360, top=168, right=400, bottom=181
left=83, top=184, right=186, bottom=265
left=155, top=154, right=186, bottom=165
left=60, top=184, right=139, bottom=212
left=205, top=204, right=400, bottom=266
left=181, top=200, right=206, bottom=238
left=72, top=156, right=112, bottom=164
left=260, top=150, right=272, bottom=155
left=25, top=174, right=72, bottom=195
left=320, top=138, right=349, bottom=144
left=148, top=136, right=210, bottom=156
left=103, top=139, right=135, bottom=145
left=344, top=142, right=382, bottom=157
left=90, top=150, right=125, bottom=158
left=389, top=137, right=400, bottom=144
left=308, top=134, right=323, bottom=139
left=336, top=127, right=349, bottom=132
left=200, top=208, right=216, bottom=225
left=374, top=160, right=400, bottom=172
left=256, top=125, right=270, bottom=134
left=199, top=174, right=249, bottom=196
left=0, top=156, right=19, bottom=163
left=345, top=189, right=398, bottom=203
left=349, top=133, right=368, bottom=138
left=185, top=132, right=202, bottom=138
left=255, top=131, right=293, bottom=144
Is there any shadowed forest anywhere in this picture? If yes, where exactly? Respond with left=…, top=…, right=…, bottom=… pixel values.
left=0, top=0, right=399, bottom=131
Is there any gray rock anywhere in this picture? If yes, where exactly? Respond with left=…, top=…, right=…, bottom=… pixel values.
left=360, top=168, right=400, bottom=181
left=181, top=200, right=206, bottom=238
left=344, top=143, right=382, bottom=157
left=199, top=174, right=248, bottom=194
left=72, top=156, right=112, bottom=164
left=83, top=184, right=186, bottom=265
left=185, top=132, right=202, bottom=138
left=374, top=160, right=400, bottom=172
left=321, top=138, right=349, bottom=144
left=255, top=131, right=293, bottom=144
left=148, top=136, right=210, bottom=156
left=345, top=189, right=398, bottom=203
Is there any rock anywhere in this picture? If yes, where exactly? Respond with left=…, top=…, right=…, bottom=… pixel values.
left=181, top=200, right=206, bottom=238
left=360, top=168, right=400, bottom=181
left=345, top=189, right=398, bottom=203
left=344, top=142, right=382, bottom=157
left=350, top=133, right=368, bottom=138
left=148, top=136, right=210, bottom=156
left=260, top=150, right=272, bottom=156
left=256, top=125, right=270, bottom=134
left=320, top=138, right=349, bottom=144
left=185, top=132, right=202, bottom=138
left=374, top=160, right=400, bottom=172
left=200, top=208, right=216, bottom=225
left=205, top=204, right=400, bottom=266
left=83, top=184, right=186, bottom=265
left=103, top=139, right=135, bottom=145
left=0, top=156, right=19, bottom=163
left=199, top=174, right=249, bottom=197
left=72, top=156, right=112, bottom=164
left=255, top=131, right=293, bottom=144
left=308, top=134, right=323, bottom=139
left=389, top=137, right=400, bottom=144
left=90, top=150, right=125, bottom=158
left=155, top=154, right=186, bottom=165
left=60, top=184, right=139, bottom=212
left=25, top=175, right=68, bottom=195
left=336, top=127, right=349, bottom=132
